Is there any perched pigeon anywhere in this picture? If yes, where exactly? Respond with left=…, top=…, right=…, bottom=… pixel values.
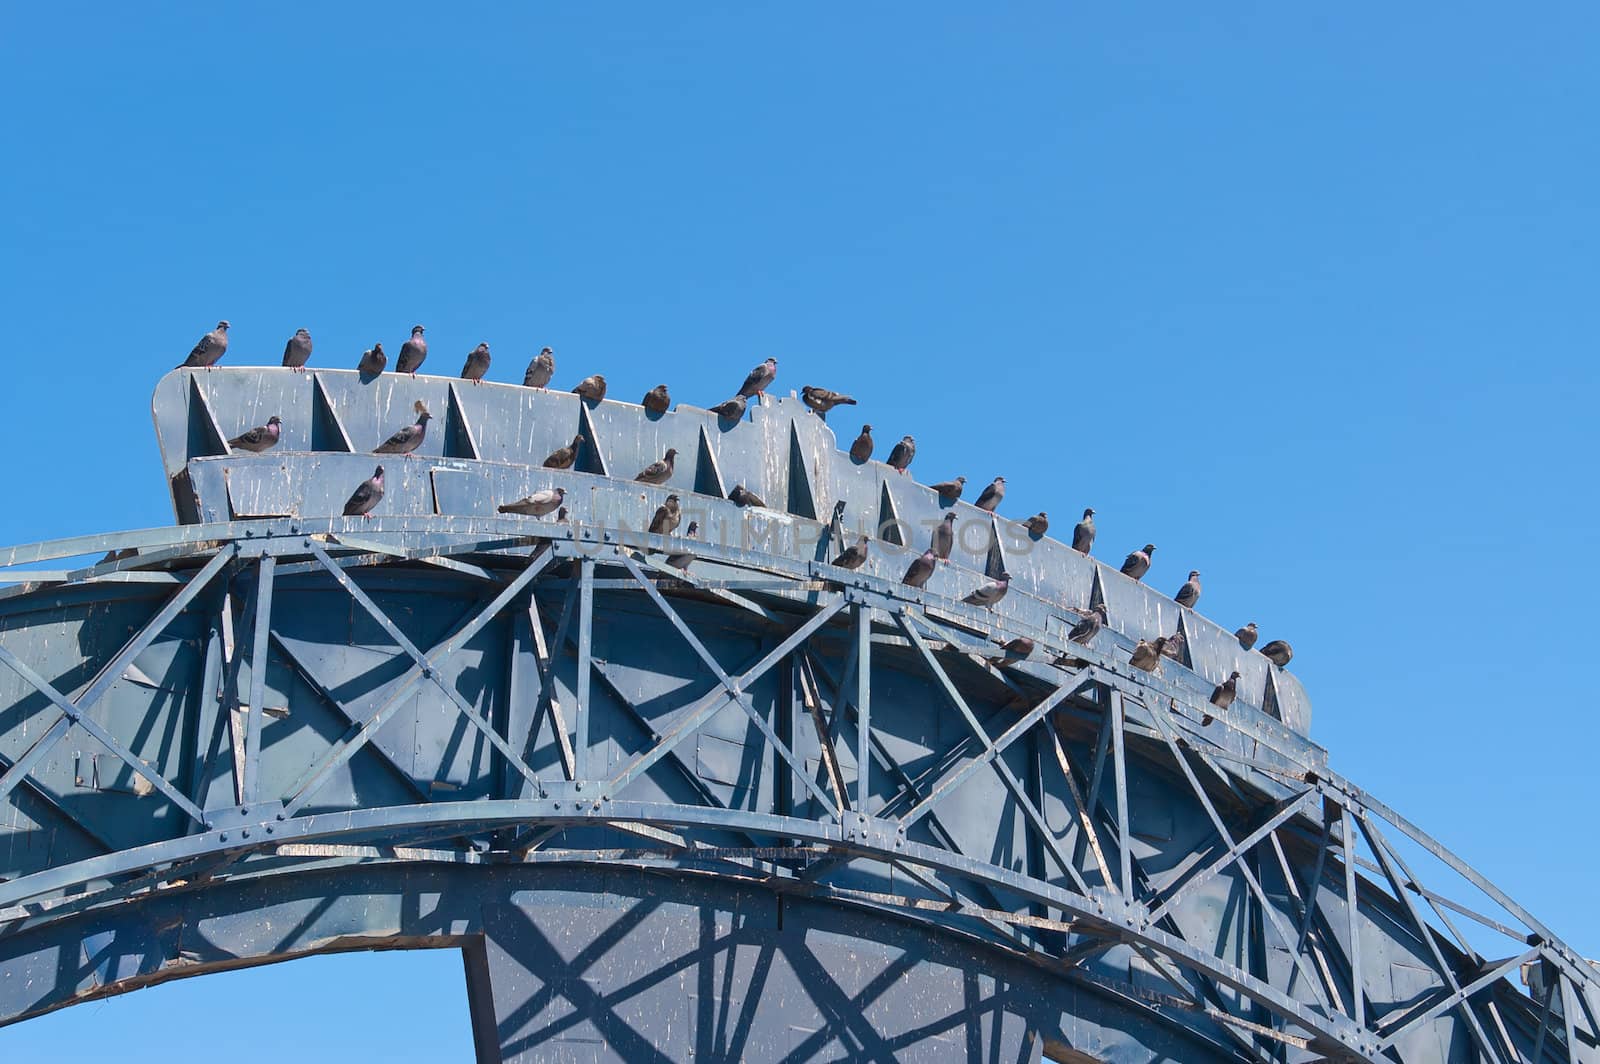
left=831, top=534, right=870, bottom=570
left=179, top=320, right=230, bottom=369
left=1234, top=622, right=1259, bottom=651
left=974, top=477, right=1005, bottom=512
left=886, top=435, right=916, bottom=475
left=1120, top=544, right=1155, bottom=581
left=375, top=401, right=433, bottom=455
left=573, top=374, right=607, bottom=402
left=902, top=549, right=937, bottom=589
left=665, top=521, right=700, bottom=570
left=849, top=425, right=874, bottom=463
left=1174, top=570, right=1201, bottom=609
left=931, top=476, right=966, bottom=502
left=709, top=395, right=748, bottom=420
left=543, top=434, right=584, bottom=470
left=1067, top=603, right=1107, bottom=645
left=396, top=325, right=428, bottom=376
left=460, top=343, right=491, bottom=384
left=962, top=574, right=1011, bottom=608
left=635, top=448, right=678, bottom=485
left=1022, top=512, right=1049, bottom=536
left=729, top=484, right=765, bottom=508
left=282, top=329, right=312, bottom=371
left=649, top=494, right=682, bottom=535
left=1071, top=508, right=1096, bottom=554
left=498, top=486, right=566, bottom=516
left=1162, top=628, right=1186, bottom=661
left=642, top=384, right=671, bottom=414
left=800, top=385, right=856, bottom=416
left=1259, top=640, right=1294, bottom=667
left=229, top=415, right=282, bottom=453
left=343, top=466, right=385, bottom=517
left=1209, top=671, right=1240, bottom=711
left=1129, top=638, right=1168, bottom=673
left=1000, top=636, right=1035, bottom=662
left=931, top=511, right=957, bottom=560
left=358, top=343, right=387, bottom=377
left=738, top=357, right=778, bottom=399
left=523, top=347, right=555, bottom=389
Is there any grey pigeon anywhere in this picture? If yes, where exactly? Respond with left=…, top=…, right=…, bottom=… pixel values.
left=1067, top=603, right=1107, bottom=645
left=282, top=329, right=312, bottom=371
left=738, top=357, right=778, bottom=399
left=635, top=448, right=677, bottom=485
left=375, top=401, right=433, bottom=455
left=229, top=415, right=282, bottom=453
left=1162, top=628, right=1186, bottom=661
left=1129, top=638, right=1168, bottom=673
left=801, top=386, right=856, bottom=417
left=849, top=425, right=874, bottom=463
left=1259, top=640, right=1294, bottom=667
left=1022, top=512, right=1049, bottom=536
left=1000, top=636, right=1035, bottom=662
left=573, top=374, right=607, bottom=402
left=358, top=342, right=387, bottom=377
left=460, top=343, right=491, bottom=384
left=729, top=484, right=765, bottom=508
left=1204, top=671, right=1240, bottom=725
left=523, top=347, right=555, bottom=389
left=931, top=511, right=957, bottom=561
left=665, top=521, right=700, bottom=570
left=1174, top=570, right=1201, bottom=609
left=179, top=320, right=230, bottom=369
left=831, top=534, right=870, bottom=570
left=1235, top=622, right=1258, bottom=651
left=902, top=549, right=937, bottom=589
left=886, top=435, right=916, bottom=475
left=1120, top=544, right=1155, bottom=581
left=642, top=384, right=671, bottom=414
left=709, top=395, right=748, bottom=420
left=343, top=466, right=385, bottom=517
left=974, top=477, right=1005, bottom=512
left=649, top=494, right=682, bottom=535
left=498, top=486, right=565, bottom=517
left=1071, top=508, right=1096, bottom=554
left=962, top=574, right=1011, bottom=608
left=396, top=325, right=428, bottom=376
left=543, top=434, right=584, bottom=470
left=931, top=476, right=966, bottom=501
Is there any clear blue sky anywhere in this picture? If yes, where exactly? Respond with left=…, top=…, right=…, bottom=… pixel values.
left=2, top=4, right=1596, bottom=1058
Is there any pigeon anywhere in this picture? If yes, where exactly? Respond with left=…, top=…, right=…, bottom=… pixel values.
left=1161, top=628, right=1186, bottom=661
left=849, top=425, right=874, bottom=463
left=229, top=415, right=282, bottom=453
left=729, top=484, right=765, bottom=508
left=179, top=320, right=230, bottom=369
left=1022, top=512, right=1049, bottom=536
left=1174, top=570, right=1201, bottom=609
left=375, top=401, right=433, bottom=455
left=709, top=395, right=748, bottom=420
left=902, top=549, right=937, bottom=589
left=1067, top=603, right=1107, bottom=645
left=738, top=357, right=778, bottom=399
left=1209, top=672, right=1240, bottom=711
left=1120, top=544, right=1155, bottom=581
left=931, top=511, right=957, bottom=560
left=343, top=466, right=385, bottom=517
left=886, top=435, right=916, bottom=475
left=831, top=535, right=870, bottom=570
left=642, top=384, right=671, bottom=413
left=282, top=329, right=312, bottom=371
left=357, top=343, right=387, bottom=377
left=1129, top=638, right=1168, bottom=673
left=498, top=486, right=565, bottom=516
left=523, top=347, right=555, bottom=389
left=649, top=494, right=682, bottom=535
left=635, top=448, right=677, bottom=485
left=974, top=477, right=1006, bottom=512
left=962, top=574, right=1011, bottom=608
left=665, top=521, right=700, bottom=570
left=1000, top=636, right=1035, bottom=662
left=1235, top=622, right=1259, bottom=651
left=573, top=374, right=607, bottom=402
left=397, top=325, right=428, bottom=376
left=460, top=343, right=491, bottom=384
left=1259, top=640, right=1294, bottom=667
left=543, top=434, right=584, bottom=470
left=801, top=386, right=856, bottom=416
left=931, top=476, right=966, bottom=502
left=1071, top=508, right=1096, bottom=554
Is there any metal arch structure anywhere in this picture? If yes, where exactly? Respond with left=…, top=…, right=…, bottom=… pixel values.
left=0, top=370, right=1592, bottom=1062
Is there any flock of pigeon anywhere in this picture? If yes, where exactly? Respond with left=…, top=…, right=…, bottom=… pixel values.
left=183, top=320, right=1294, bottom=716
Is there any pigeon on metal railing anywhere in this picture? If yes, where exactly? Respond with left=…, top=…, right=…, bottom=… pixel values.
left=460, top=343, right=491, bottom=384
left=543, top=434, right=584, bottom=470
left=282, top=329, right=312, bottom=372
left=1162, top=628, right=1186, bottom=661
left=709, top=395, right=747, bottom=420
left=902, top=549, right=936, bottom=588
left=228, top=416, right=282, bottom=453
left=1203, top=671, right=1240, bottom=725
left=397, top=325, right=427, bottom=376
left=738, top=357, right=778, bottom=399
left=573, top=374, right=607, bottom=402
left=1234, top=622, right=1258, bottom=651
left=357, top=343, right=386, bottom=377
left=931, top=476, right=966, bottom=502
left=344, top=466, right=385, bottom=517
left=649, top=495, right=682, bottom=535
left=831, top=535, right=870, bottom=570
left=642, top=384, right=671, bottom=414
left=1067, top=603, right=1107, bottom=645
left=1120, top=544, right=1155, bottom=581
left=729, top=485, right=765, bottom=508
left=1022, top=512, right=1049, bottom=537
left=179, top=320, right=229, bottom=369
left=974, top=477, right=1005, bottom=512
left=375, top=401, right=432, bottom=456
left=849, top=425, right=874, bottom=463
left=1174, top=570, right=1201, bottom=609
left=1130, top=638, right=1167, bottom=673
left=1071, top=508, right=1095, bottom=554
left=523, top=347, right=555, bottom=389
left=931, top=511, right=957, bottom=561
left=635, top=448, right=677, bottom=485
left=498, top=486, right=565, bottom=517
left=801, top=385, right=856, bottom=416
left=1259, top=640, right=1294, bottom=667
left=962, top=574, right=1010, bottom=608
left=1001, top=637, right=1035, bottom=662
left=886, top=435, right=916, bottom=475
